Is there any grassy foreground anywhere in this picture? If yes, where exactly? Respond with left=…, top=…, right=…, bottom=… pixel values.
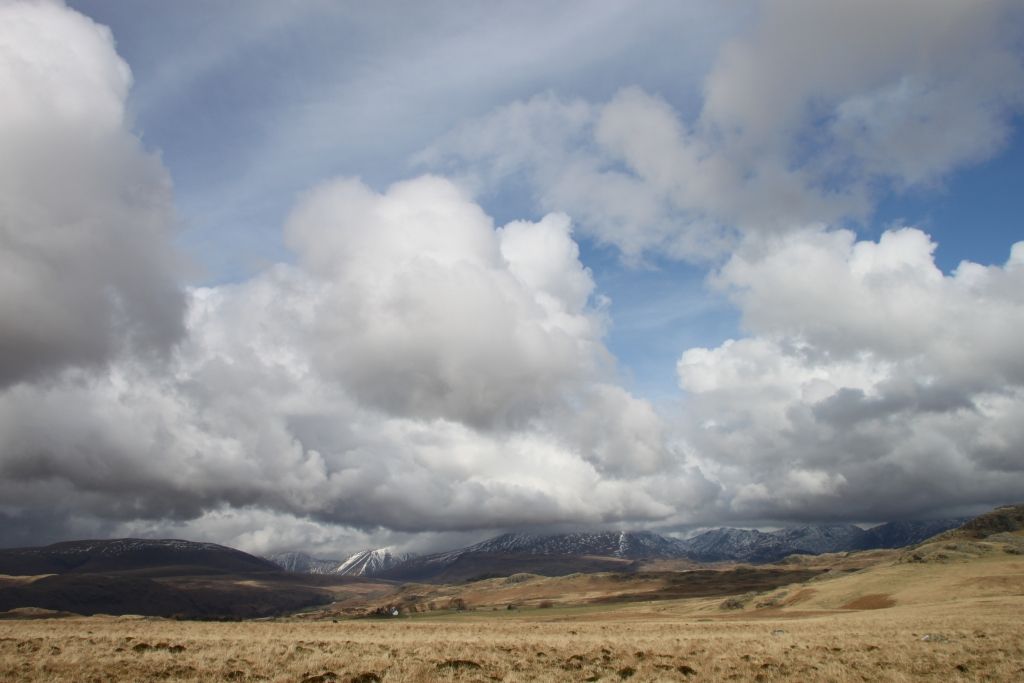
left=1, top=596, right=1022, bottom=682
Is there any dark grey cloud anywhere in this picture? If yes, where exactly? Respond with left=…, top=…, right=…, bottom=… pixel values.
left=811, top=384, right=977, bottom=429
left=0, top=1, right=185, bottom=387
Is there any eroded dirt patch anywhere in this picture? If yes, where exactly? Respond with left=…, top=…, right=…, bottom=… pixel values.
left=842, top=593, right=896, bottom=610
left=782, top=588, right=817, bottom=606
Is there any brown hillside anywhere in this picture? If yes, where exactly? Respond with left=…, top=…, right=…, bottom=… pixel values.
left=940, top=503, right=1024, bottom=540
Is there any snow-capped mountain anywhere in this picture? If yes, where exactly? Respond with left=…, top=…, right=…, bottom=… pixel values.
left=675, top=520, right=966, bottom=563
left=457, top=531, right=686, bottom=560
left=776, top=524, right=869, bottom=554
left=368, top=531, right=692, bottom=582
left=267, top=547, right=416, bottom=577
left=676, top=524, right=868, bottom=563
left=675, top=528, right=785, bottom=563
left=335, top=548, right=415, bottom=576
left=267, top=551, right=343, bottom=575
left=268, top=518, right=968, bottom=580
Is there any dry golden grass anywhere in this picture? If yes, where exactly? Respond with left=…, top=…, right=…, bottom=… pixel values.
left=1, top=540, right=1022, bottom=682
left=315, top=565, right=825, bottom=619
left=758, top=537, right=1024, bottom=613
left=1, top=598, right=1021, bottom=681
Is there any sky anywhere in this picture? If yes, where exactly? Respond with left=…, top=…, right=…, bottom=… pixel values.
left=1, top=0, right=1023, bottom=557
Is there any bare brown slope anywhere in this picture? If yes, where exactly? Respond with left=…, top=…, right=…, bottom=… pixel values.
left=935, top=503, right=1024, bottom=540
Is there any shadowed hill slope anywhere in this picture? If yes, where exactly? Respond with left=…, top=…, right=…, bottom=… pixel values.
left=0, top=573, right=335, bottom=619
left=0, top=539, right=278, bottom=577
left=0, top=539, right=343, bottom=618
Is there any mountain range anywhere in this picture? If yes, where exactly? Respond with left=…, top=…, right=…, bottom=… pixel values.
left=269, top=518, right=966, bottom=581
left=677, top=519, right=966, bottom=563
left=267, top=548, right=415, bottom=576
left=0, top=514, right=995, bottom=618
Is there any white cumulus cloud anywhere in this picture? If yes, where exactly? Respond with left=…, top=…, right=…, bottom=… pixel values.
left=422, top=0, right=1024, bottom=262
left=677, top=229, right=1024, bottom=522
left=0, top=173, right=703, bottom=547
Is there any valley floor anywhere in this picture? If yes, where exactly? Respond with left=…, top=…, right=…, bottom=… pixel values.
left=1, top=595, right=1022, bottom=682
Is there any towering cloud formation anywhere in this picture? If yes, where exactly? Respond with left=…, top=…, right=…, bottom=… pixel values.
left=283, top=177, right=605, bottom=429
left=678, top=231, right=1024, bottom=521
left=0, top=168, right=696, bottom=549
left=0, top=0, right=184, bottom=386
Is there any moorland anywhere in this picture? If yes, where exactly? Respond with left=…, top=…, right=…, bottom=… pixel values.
left=0, top=505, right=1021, bottom=682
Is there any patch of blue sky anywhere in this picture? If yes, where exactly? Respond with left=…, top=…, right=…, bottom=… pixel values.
left=68, top=0, right=745, bottom=286
left=873, top=120, right=1024, bottom=273
left=578, top=238, right=738, bottom=401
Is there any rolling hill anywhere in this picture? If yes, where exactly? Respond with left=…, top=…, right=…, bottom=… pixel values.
left=0, top=539, right=360, bottom=618
left=0, top=539, right=278, bottom=577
